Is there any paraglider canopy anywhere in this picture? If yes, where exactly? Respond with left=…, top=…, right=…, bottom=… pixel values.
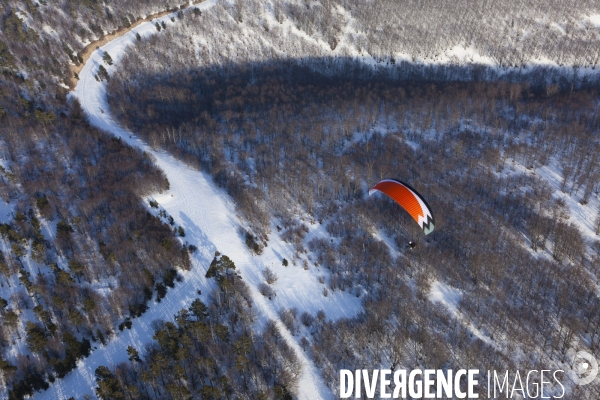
left=369, top=179, right=435, bottom=235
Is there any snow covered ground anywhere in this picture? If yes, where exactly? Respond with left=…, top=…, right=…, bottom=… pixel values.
left=0, top=200, right=14, bottom=224
left=35, top=2, right=361, bottom=398
left=428, top=281, right=495, bottom=347
left=29, top=0, right=600, bottom=397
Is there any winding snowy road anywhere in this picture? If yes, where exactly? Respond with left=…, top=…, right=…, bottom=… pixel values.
left=33, top=1, right=362, bottom=398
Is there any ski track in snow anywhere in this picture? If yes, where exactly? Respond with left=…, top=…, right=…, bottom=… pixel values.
left=33, top=1, right=363, bottom=398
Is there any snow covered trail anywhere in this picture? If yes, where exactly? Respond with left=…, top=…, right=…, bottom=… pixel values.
left=34, top=1, right=359, bottom=398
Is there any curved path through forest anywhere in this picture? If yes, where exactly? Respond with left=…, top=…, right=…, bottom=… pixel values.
left=34, top=1, right=358, bottom=398
left=67, top=0, right=204, bottom=88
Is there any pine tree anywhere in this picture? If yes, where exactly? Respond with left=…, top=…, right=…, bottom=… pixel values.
left=206, top=254, right=236, bottom=278
left=4, top=308, right=16, bottom=324
left=189, top=298, right=208, bottom=320
left=11, top=243, right=25, bottom=258
left=127, top=346, right=141, bottom=363
left=83, top=296, right=95, bottom=313
left=102, top=51, right=113, bottom=65
left=25, top=322, right=48, bottom=353
left=56, top=219, right=73, bottom=234
left=56, top=269, right=75, bottom=285
left=0, top=356, right=16, bottom=373
left=68, top=309, right=85, bottom=329
left=32, top=241, right=46, bottom=263
left=205, top=257, right=219, bottom=278
left=36, top=196, right=49, bottom=212
left=68, top=259, right=85, bottom=282
left=95, top=366, right=125, bottom=399
left=97, top=64, right=110, bottom=81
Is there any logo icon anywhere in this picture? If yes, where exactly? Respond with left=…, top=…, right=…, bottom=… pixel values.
left=568, top=350, right=599, bottom=386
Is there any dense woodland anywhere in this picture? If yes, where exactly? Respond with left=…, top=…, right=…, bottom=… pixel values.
left=1, top=0, right=600, bottom=398
left=290, top=0, right=600, bottom=68
left=92, top=254, right=301, bottom=400
left=106, top=0, right=600, bottom=397
left=109, top=60, right=600, bottom=398
left=0, top=1, right=277, bottom=398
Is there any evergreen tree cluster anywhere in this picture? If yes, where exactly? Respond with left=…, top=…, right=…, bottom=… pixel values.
left=94, top=257, right=300, bottom=399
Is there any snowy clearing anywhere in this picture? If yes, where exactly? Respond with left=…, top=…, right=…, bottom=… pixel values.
left=428, top=281, right=493, bottom=346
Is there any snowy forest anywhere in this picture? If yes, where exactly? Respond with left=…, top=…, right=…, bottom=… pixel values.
left=1, top=0, right=600, bottom=398
left=107, top=0, right=600, bottom=398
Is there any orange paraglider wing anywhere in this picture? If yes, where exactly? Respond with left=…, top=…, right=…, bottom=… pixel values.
left=369, top=179, right=435, bottom=235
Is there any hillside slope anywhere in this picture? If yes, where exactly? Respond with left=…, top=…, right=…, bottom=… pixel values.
left=34, top=2, right=360, bottom=398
